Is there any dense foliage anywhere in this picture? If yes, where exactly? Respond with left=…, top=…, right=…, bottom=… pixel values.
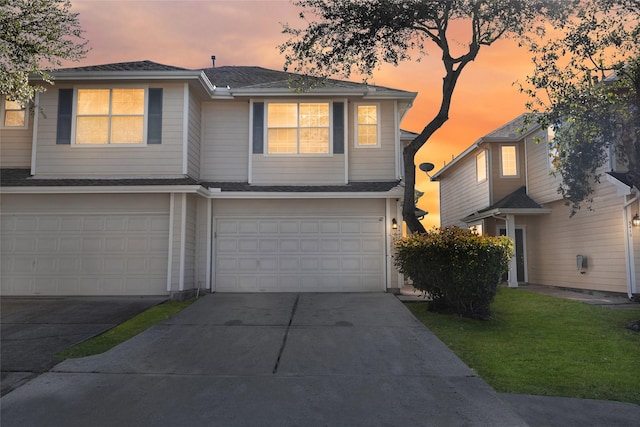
left=0, top=0, right=87, bottom=106
left=281, top=0, right=569, bottom=233
left=522, top=0, right=640, bottom=214
left=394, top=227, right=513, bottom=319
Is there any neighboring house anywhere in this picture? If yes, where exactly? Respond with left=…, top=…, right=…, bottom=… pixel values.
left=432, top=114, right=639, bottom=298
left=0, top=60, right=417, bottom=297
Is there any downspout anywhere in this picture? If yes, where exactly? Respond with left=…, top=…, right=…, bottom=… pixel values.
left=623, top=195, right=638, bottom=299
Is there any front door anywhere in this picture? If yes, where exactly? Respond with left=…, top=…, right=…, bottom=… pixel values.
left=499, top=228, right=525, bottom=283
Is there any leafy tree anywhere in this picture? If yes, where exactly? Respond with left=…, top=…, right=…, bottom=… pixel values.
left=522, top=0, right=640, bottom=214
left=0, top=0, right=88, bottom=107
left=280, top=0, right=568, bottom=233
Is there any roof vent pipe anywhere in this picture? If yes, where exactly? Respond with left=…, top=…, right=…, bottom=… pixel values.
left=211, top=55, right=216, bottom=67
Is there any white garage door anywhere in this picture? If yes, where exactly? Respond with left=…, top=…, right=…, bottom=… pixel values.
left=215, top=216, right=386, bottom=292
left=0, top=213, right=169, bottom=296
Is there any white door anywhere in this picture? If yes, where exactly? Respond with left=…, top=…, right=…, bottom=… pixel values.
left=215, top=216, right=386, bottom=292
left=1, top=213, right=169, bottom=296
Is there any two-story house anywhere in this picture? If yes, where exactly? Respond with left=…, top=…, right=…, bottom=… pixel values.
left=0, top=60, right=417, bottom=298
left=432, top=114, right=639, bottom=298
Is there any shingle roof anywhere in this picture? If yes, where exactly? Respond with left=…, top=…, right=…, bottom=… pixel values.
left=201, top=181, right=401, bottom=192
left=482, top=186, right=543, bottom=211
left=202, top=65, right=413, bottom=94
left=1, top=169, right=400, bottom=193
left=483, top=114, right=539, bottom=141
left=0, top=169, right=198, bottom=186
left=57, top=60, right=188, bottom=72
left=461, top=186, right=549, bottom=222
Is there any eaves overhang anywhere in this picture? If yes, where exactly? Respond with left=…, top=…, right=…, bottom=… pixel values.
left=226, top=87, right=417, bottom=100
left=203, top=190, right=404, bottom=199
left=606, top=172, right=637, bottom=196
left=461, top=207, right=552, bottom=223
left=0, top=185, right=204, bottom=195
left=38, top=70, right=216, bottom=97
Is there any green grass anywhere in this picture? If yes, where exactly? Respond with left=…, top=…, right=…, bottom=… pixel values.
left=406, top=287, right=640, bottom=404
left=55, top=298, right=196, bottom=360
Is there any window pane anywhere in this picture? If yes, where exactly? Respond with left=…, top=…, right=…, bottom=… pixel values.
left=358, top=124, right=377, bottom=146
left=358, top=105, right=377, bottom=124
left=268, top=104, right=297, bottom=127
left=77, top=89, right=110, bottom=115
left=4, top=111, right=25, bottom=127
left=112, top=89, right=144, bottom=115
left=111, top=116, right=144, bottom=143
left=267, top=129, right=297, bottom=153
left=476, top=151, right=487, bottom=182
left=501, top=146, right=518, bottom=176
left=76, top=116, right=109, bottom=144
left=299, top=103, right=329, bottom=127
left=300, top=128, right=329, bottom=153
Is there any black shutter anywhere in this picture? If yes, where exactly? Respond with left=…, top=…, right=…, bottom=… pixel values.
left=333, top=102, right=344, bottom=154
left=147, top=88, right=163, bottom=144
left=253, top=102, right=264, bottom=154
left=56, top=89, right=73, bottom=144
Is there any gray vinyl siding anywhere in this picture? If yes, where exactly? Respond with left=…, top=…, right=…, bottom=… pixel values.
left=0, top=127, right=32, bottom=168
left=525, top=130, right=563, bottom=203
left=526, top=183, right=628, bottom=294
left=194, top=197, right=210, bottom=290
left=200, top=101, right=249, bottom=182
left=187, top=89, right=201, bottom=179
left=438, top=151, right=490, bottom=227
left=348, top=100, right=396, bottom=181
left=183, top=194, right=197, bottom=289
left=252, top=154, right=345, bottom=184
left=33, top=84, right=184, bottom=177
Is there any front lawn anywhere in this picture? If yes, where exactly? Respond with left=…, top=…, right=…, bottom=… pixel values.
left=406, top=287, right=640, bottom=404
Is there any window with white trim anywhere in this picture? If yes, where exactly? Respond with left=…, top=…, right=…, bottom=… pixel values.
left=266, top=102, right=330, bottom=154
left=75, top=88, right=146, bottom=144
left=500, top=145, right=518, bottom=177
left=476, top=150, right=487, bottom=182
left=2, top=96, right=28, bottom=128
left=355, top=104, right=379, bottom=147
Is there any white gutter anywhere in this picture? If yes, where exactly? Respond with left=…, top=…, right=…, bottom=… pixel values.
left=0, top=185, right=203, bottom=194
left=204, top=190, right=404, bottom=199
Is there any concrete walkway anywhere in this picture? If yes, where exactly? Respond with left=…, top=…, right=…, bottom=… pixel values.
left=1, top=293, right=528, bottom=426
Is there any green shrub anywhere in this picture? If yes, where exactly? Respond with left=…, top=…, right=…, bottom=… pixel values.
left=394, top=226, right=513, bottom=320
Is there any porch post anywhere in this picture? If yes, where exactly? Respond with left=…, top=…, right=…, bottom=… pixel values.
left=506, top=214, right=518, bottom=288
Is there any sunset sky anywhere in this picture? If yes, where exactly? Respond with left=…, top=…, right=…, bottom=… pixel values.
left=65, top=0, right=536, bottom=228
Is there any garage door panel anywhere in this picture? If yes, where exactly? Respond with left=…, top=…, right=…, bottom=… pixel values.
left=1, top=212, right=169, bottom=296
left=215, top=217, right=385, bottom=292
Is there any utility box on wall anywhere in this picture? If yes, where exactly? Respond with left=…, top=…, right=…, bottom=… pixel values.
left=577, top=255, right=588, bottom=274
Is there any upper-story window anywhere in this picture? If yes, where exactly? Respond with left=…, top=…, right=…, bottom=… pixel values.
left=500, top=145, right=519, bottom=177
left=75, top=88, right=145, bottom=144
left=355, top=104, right=379, bottom=147
left=547, top=127, right=559, bottom=172
left=476, top=150, right=487, bottom=182
left=266, top=102, right=330, bottom=154
left=2, top=96, right=27, bottom=128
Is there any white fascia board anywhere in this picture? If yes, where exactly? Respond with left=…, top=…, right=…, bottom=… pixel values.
left=48, top=70, right=204, bottom=80
left=431, top=140, right=482, bottom=180
left=0, top=185, right=203, bottom=194
left=605, top=173, right=633, bottom=196
left=205, top=190, right=404, bottom=199
left=462, top=207, right=552, bottom=222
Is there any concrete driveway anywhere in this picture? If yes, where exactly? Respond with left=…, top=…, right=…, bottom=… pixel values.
left=1, top=293, right=528, bottom=426
left=1, top=296, right=166, bottom=396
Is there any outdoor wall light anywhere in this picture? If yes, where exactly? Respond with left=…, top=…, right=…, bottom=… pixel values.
left=632, top=213, right=640, bottom=227
left=391, top=218, right=398, bottom=229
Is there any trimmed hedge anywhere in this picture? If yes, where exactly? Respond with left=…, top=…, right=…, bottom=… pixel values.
left=394, top=226, right=513, bottom=320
